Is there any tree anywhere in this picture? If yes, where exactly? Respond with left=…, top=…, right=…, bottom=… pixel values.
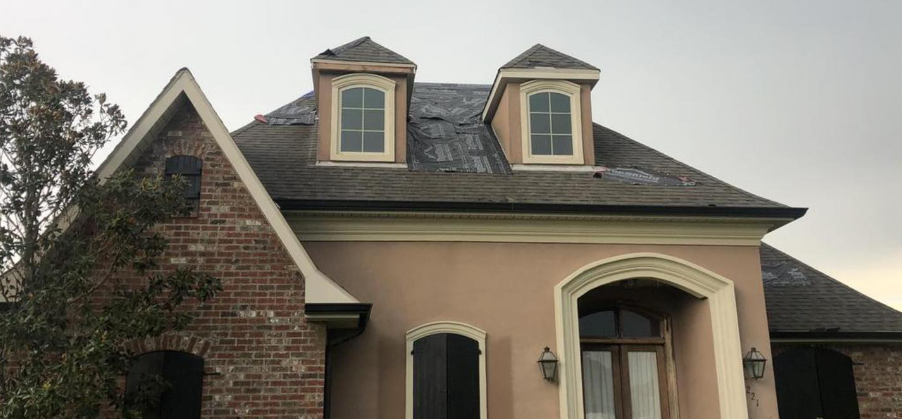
left=0, top=36, right=221, bottom=418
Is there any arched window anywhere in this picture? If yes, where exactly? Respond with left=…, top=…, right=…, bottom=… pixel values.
left=520, top=79, right=584, bottom=165
left=406, top=322, right=487, bottom=419
left=164, top=155, right=202, bottom=214
left=578, top=306, right=671, bottom=419
left=125, top=351, right=204, bottom=419
left=330, top=73, right=396, bottom=162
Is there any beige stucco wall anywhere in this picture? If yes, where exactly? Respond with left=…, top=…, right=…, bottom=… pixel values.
left=307, top=242, right=778, bottom=419
left=315, top=71, right=408, bottom=163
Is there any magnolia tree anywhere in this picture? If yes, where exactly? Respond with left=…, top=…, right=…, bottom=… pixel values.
left=0, top=36, right=221, bottom=418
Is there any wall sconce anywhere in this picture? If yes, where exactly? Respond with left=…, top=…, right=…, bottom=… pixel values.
left=743, top=347, right=767, bottom=379
left=537, top=347, right=558, bottom=381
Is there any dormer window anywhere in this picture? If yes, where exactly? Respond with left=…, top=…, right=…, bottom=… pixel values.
left=520, top=80, right=584, bottom=165
left=330, top=73, right=396, bottom=162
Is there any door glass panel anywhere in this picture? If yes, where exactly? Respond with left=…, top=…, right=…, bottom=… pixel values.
left=627, top=351, right=662, bottom=419
left=621, top=310, right=660, bottom=338
left=582, top=350, right=617, bottom=419
left=579, top=310, right=616, bottom=338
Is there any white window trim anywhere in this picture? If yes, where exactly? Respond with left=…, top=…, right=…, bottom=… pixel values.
left=519, top=79, right=584, bottom=165
left=330, top=73, right=396, bottom=162
left=554, top=253, right=749, bottom=419
left=405, top=321, right=488, bottom=419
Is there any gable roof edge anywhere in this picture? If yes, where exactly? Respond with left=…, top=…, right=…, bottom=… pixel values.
left=97, top=69, right=359, bottom=305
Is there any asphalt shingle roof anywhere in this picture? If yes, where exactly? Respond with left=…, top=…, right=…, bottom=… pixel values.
left=233, top=83, right=790, bottom=211
left=313, top=36, right=415, bottom=66
left=502, top=44, right=599, bottom=70
left=761, top=243, right=902, bottom=335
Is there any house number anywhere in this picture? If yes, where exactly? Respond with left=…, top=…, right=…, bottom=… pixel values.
left=746, top=386, right=760, bottom=407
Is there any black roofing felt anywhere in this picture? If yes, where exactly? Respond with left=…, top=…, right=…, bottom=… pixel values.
left=234, top=82, right=798, bottom=214
left=313, top=36, right=415, bottom=65
left=761, top=243, right=902, bottom=335
left=502, top=44, right=599, bottom=70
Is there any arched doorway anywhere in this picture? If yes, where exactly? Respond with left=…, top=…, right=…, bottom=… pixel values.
left=555, top=253, right=747, bottom=419
left=774, top=347, right=860, bottom=419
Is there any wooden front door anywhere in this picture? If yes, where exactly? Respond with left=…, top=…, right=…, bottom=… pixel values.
left=774, top=347, right=861, bottom=419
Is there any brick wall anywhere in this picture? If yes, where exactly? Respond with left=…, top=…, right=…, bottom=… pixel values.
left=773, top=343, right=902, bottom=418
left=121, top=102, right=327, bottom=419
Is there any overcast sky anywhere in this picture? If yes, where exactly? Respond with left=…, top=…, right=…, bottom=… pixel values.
left=3, top=0, right=900, bottom=309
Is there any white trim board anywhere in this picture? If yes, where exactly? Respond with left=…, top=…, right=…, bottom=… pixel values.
left=95, top=69, right=358, bottom=305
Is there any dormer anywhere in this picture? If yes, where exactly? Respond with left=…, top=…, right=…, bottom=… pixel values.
left=482, top=44, right=600, bottom=167
left=311, top=37, right=416, bottom=164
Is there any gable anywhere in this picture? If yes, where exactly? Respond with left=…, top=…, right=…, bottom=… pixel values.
left=96, top=69, right=358, bottom=306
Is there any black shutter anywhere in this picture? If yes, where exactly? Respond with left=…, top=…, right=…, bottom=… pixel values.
left=164, top=156, right=202, bottom=211
left=160, top=352, right=204, bottom=419
left=126, top=352, right=166, bottom=419
left=446, top=334, right=480, bottom=419
left=775, top=348, right=824, bottom=419
left=816, top=349, right=861, bottom=419
left=414, top=334, right=448, bottom=419
left=125, top=351, right=204, bottom=419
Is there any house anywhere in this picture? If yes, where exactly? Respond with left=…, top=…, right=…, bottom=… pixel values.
left=90, top=36, right=902, bottom=419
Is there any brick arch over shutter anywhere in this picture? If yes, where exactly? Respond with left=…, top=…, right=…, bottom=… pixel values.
left=125, top=333, right=214, bottom=359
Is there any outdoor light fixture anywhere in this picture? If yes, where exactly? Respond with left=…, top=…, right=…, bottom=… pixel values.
left=743, top=347, right=767, bottom=379
left=537, top=347, right=558, bottom=381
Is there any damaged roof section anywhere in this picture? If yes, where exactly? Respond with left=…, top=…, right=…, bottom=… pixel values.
left=761, top=243, right=902, bottom=336
left=313, top=36, right=415, bottom=66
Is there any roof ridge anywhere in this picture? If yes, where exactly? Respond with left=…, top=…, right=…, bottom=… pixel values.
left=761, top=243, right=902, bottom=320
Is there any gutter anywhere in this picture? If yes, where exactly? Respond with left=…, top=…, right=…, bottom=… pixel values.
left=276, top=199, right=808, bottom=220
left=770, top=331, right=902, bottom=343
left=310, top=303, right=372, bottom=419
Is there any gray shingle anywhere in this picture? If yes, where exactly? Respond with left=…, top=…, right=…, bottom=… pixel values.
left=313, top=36, right=414, bottom=65
left=502, top=44, right=598, bottom=70
left=761, top=243, right=902, bottom=334
left=233, top=82, right=790, bottom=210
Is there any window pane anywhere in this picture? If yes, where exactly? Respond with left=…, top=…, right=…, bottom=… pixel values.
left=530, top=113, right=551, bottom=134
left=628, top=351, right=662, bottom=419
left=341, top=109, right=362, bottom=130
left=551, top=113, right=572, bottom=134
left=579, top=310, right=616, bottom=338
left=363, top=132, right=385, bottom=153
left=582, top=350, right=617, bottom=419
left=341, top=131, right=362, bottom=152
left=621, top=310, right=660, bottom=338
left=342, top=87, right=363, bottom=108
left=363, top=88, right=385, bottom=109
left=552, top=135, right=573, bottom=156
left=550, top=92, right=570, bottom=112
left=364, top=110, right=384, bottom=131
left=529, top=92, right=549, bottom=112
left=531, top=134, right=552, bottom=155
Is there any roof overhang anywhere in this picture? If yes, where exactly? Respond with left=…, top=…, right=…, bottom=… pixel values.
left=305, top=303, right=372, bottom=329
left=482, top=68, right=601, bottom=122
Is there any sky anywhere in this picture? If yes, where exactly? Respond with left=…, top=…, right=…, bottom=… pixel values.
left=2, top=0, right=900, bottom=309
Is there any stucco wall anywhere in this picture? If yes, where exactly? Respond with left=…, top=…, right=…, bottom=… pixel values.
left=306, top=242, right=777, bottom=419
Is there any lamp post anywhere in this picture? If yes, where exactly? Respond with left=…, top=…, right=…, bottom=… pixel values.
left=743, top=347, right=767, bottom=379
left=538, top=347, right=558, bottom=381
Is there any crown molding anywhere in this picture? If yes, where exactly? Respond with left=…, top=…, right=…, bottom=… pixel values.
left=284, top=210, right=788, bottom=246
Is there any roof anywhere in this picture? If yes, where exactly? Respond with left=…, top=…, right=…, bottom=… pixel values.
left=312, top=36, right=415, bottom=66
left=761, top=243, right=902, bottom=338
left=235, top=83, right=802, bottom=217
left=502, top=44, right=599, bottom=70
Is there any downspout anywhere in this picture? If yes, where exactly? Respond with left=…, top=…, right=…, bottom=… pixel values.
left=322, top=306, right=372, bottom=419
